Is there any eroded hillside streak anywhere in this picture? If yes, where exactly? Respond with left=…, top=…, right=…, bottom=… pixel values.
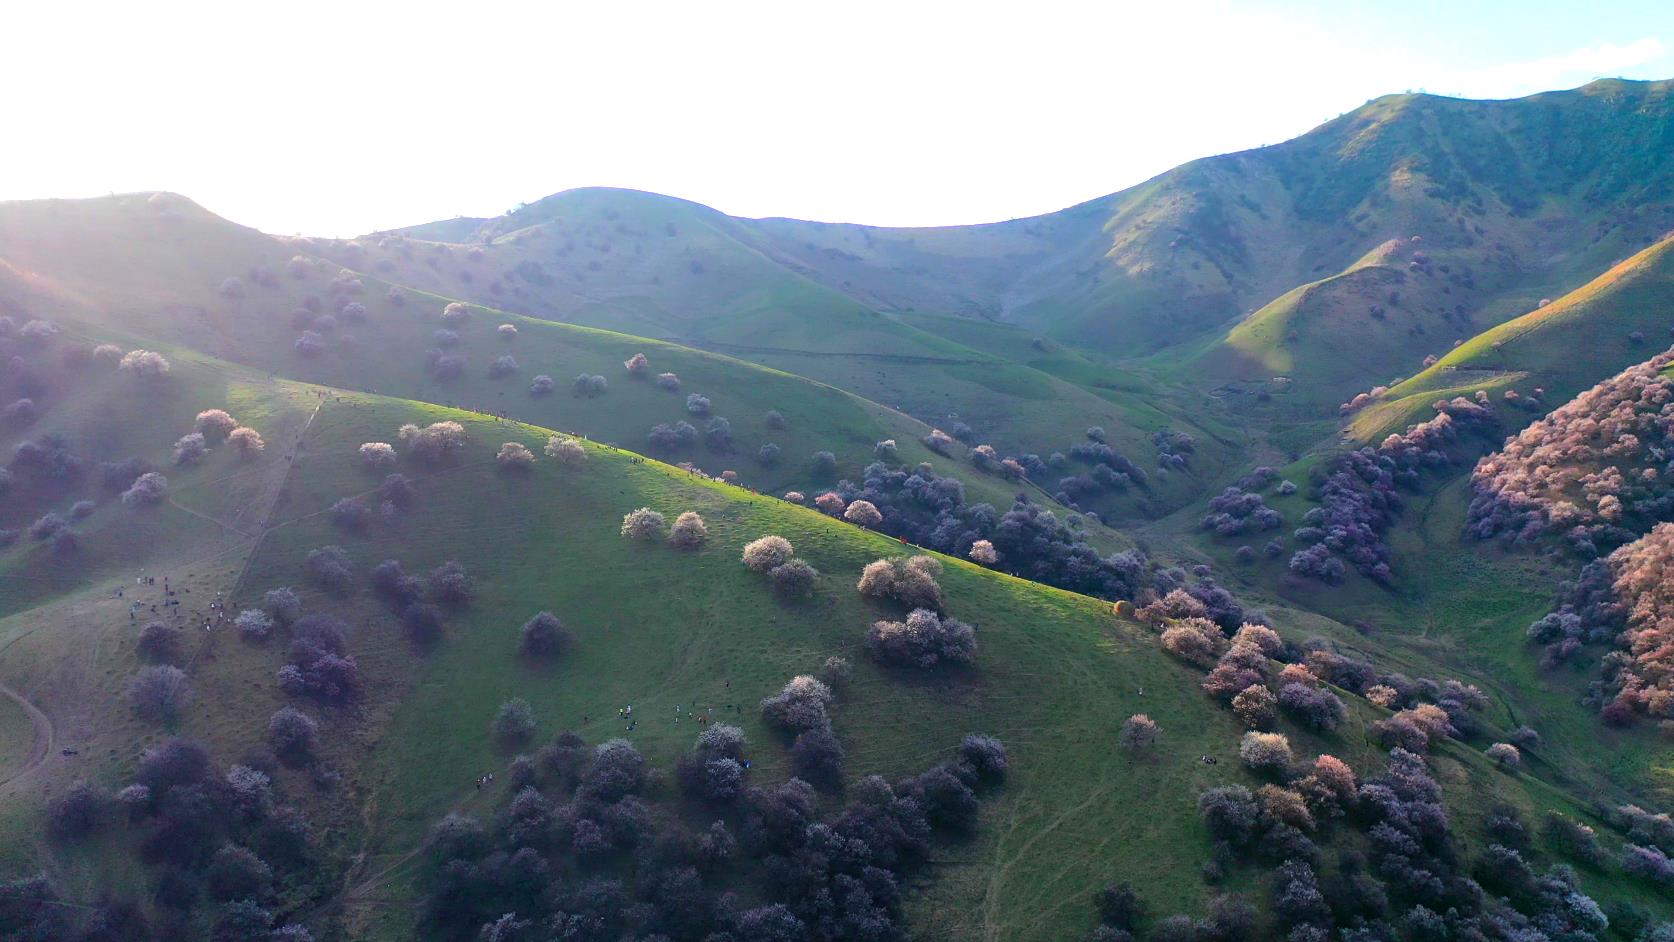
left=224, top=399, right=322, bottom=605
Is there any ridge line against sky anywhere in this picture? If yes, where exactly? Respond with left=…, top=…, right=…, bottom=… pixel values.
left=4, top=0, right=1672, bottom=237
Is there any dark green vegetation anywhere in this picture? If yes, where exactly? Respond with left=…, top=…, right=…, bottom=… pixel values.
left=2, top=76, right=1674, bottom=941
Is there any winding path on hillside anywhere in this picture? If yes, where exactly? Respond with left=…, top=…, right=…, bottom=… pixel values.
left=0, top=680, right=53, bottom=787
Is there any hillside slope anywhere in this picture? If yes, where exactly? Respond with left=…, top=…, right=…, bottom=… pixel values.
left=1, top=194, right=1159, bottom=534
left=3, top=374, right=1662, bottom=940
left=392, top=79, right=1674, bottom=365
left=1348, top=231, right=1674, bottom=445
left=337, top=190, right=1240, bottom=514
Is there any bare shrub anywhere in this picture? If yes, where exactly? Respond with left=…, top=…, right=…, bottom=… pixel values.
left=819, top=656, right=853, bottom=686
left=791, top=727, right=845, bottom=786
left=306, top=545, right=355, bottom=595
left=398, top=421, right=467, bottom=464
left=1160, top=618, right=1227, bottom=667
left=1120, top=714, right=1159, bottom=752
left=1278, top=682, right=1349, bottom=732
left=621, top=508, right=666, bottom=541
left=294, top=331, right=325, bottom=357
left=742, top=535, right=794, bottom=572
left=923, top=429, right=956, bottom=455
left=496, top=442, right=535, bottom=470
left=264, top=587, right=301, bottom=625
left=759, top=675, right=834, bottom=734
left=1231, top=684, right=1278, bottom=729
left=519, top=612, right=573, bottom=659
left=121, top=472, right=169, bottom=507
left=669, top=511, right=709, bottom=549
left=544, top=435, right=587, bottom=466
left=235, top=609, right=274, bottom=642
left=278, top=615, right=363, bottom=705
left=128, top=665, right=192, bottom=724
left=428, top=561, right=475, bottom=606
left=173, top=433, right=208, bottom=466
left=329, top=496, right=372, bottom=531
left=1136, top=589, right=1208, bottom=627
left=493, top=698, right=537, bottom=746
left=228, top=427, right=265, bottom=458
left=1232, top=623, right=1284, bottom=657
left=371, top=559, right=423, bottom=607
left=46, top=780, right=109, bottom=843
left=118, top=351, right=171, bottom=378
left=624, top=352, right=649, bottom=376
left=137, top=622, right=185, bottom=664
left=403, top=602, right=444, bottom=644
left=92, top=459, right=144, bottom=498
left=866, top=608, right=976, bottom=668
left=29, top=512, right=69, bottom=542
left=193, top=409, right=237, bottom=440
left=770, top=558, right=820, bottom=595
left=267, top=707, right=318, bottom=766
left=1238, top=731, right=1293, bottom=775
left=843, top=500, right=883, bottom=528
left=856, top=555, right=943, bottom=610
left=360, top=442, right=397, bottom=469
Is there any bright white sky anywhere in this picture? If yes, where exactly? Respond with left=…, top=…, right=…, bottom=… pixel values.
left=5, top=0, right=1672, bottom=236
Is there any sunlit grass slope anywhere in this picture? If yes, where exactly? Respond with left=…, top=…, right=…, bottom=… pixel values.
left=216, top=393, right=1663, bottom=939
left=1349, top=233, right=1674, bottom=442
left=0, top=194, right=1139, bottom=535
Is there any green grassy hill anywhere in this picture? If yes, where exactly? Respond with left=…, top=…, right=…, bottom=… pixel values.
left=0, top=193, right=1239, bottom=524
left=1348, top=232, right=1674, bottom=444
left=6, top=75, right=1674, bottom=942
left=1175, top=236, right=1529, bottom=417
left=343, top=80, right=1674, bottom=495
left=1, top=195, right=1149, bottom=533
left=389, top=80, right=1674, bottom=369
left=346, top=190, right=1241, bottom=517
left=3, top=369, right=1662, bottom=939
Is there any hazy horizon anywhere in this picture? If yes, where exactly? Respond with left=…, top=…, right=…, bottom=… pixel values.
left=7, top=0, right=1673, bottom=237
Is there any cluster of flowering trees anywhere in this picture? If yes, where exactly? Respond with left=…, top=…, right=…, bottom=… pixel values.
left=1532, top=522, right=1674, bottom=721
left=1290, top=394, right=1498, bottom=584
left=1469, top=349, right=1674, bottom=555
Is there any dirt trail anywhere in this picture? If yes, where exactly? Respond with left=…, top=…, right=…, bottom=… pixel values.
left=0, top=680, right=53, bottom=787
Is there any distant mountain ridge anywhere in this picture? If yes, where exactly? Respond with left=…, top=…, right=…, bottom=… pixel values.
left=383, top=78, right=1674, bottom=364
